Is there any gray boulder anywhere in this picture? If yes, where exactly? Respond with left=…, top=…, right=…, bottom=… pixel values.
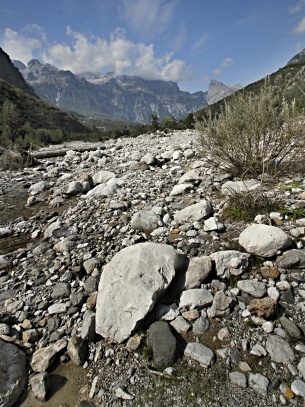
left=239, top=224, right=292, bottom=257
left=29, top=372, right=50, bottom=402
left=62, top=181, right=83, bottom=196
left=179, top=288, right=213, bottom=310
left=95, top=243, right=182, bottom=343
left=85, top=183, right=119, bottom=197
left=148, top=321, right=177, bottom=368
left=0, top=340, right=27, bottom=407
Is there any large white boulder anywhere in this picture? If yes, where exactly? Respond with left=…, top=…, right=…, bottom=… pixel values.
left=239, top=224, right=293, bottom=257
left=95, top=243, right=180, bottom=343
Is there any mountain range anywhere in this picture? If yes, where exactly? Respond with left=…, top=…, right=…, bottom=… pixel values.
left=13, top=58, right=241, bottom=123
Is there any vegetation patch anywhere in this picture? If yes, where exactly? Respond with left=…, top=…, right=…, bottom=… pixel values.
left=196, top=82, right=305, bottom=178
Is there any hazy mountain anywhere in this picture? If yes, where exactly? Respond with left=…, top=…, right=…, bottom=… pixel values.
left=207, top=79, right=242, bottom=104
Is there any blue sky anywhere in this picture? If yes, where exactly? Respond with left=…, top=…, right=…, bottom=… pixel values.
left=1, top=0, right=305, bottom=93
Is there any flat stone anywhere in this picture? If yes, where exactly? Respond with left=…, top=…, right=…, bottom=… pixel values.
left=179, top=288, right=213, bottom=310
left=239, top=224, right=292, bottom=257
left=170, top=183, right=193, bottom=196
left=221, top=179, right=260, bottom=196
left=276, top=249, right=305, bottom=269
left=229, top=371, right=247, bottom=388
left=184, top=342, right=215, bottom=368
left=130, top=211, right=159, bottom=232
left=248, top=373, right=269, bottom=395
left=48, top=303, right=68, bottom=314
left=298, top=357, right=305, bottom=380
left=280, top=316, right=302, bottom=339
left=148, top=321, right=177, bottom=368
left=192, top=316, right=210, bottom=334
left=174, top=201, right=212, bottom=223
left=170, top=316, right=191, bottom=333
left=237, top=280, right=266, bottom=298
left=266, top=335, right=295, bottom=364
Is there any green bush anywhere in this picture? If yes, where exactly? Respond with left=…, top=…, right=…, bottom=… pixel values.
left=196, top=83, right=305, bottom=177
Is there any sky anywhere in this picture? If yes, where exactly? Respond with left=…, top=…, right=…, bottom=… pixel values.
left=1, top=0, right=305, bottom=93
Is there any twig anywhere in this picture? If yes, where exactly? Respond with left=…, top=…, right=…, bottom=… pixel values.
left=134, top=359, right=186, bottom=381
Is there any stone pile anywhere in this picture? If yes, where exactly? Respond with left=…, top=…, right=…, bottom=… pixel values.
left=0, top=130, right=304, bottom=406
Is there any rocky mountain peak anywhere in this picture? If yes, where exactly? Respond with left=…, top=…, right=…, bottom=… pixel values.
left=286, top=48, right=305, bottom=65
left=207, top=79, right=242, bottom=104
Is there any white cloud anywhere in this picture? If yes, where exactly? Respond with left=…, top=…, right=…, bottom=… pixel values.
left=121, top=0, right=179, bottom=38
left=1, top=24, right=192, bottom=83
left=289, top=0, right=305, bottom=14
left=294, top=16, right=305, bottom=34
left=213, top=57, right=234, bottom=76
left=2, top=26, right=44, bottom=63
left=43, top=27, right=192, bottom=82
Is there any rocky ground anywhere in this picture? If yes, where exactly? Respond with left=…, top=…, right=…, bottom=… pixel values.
left=0, top=130, right=305, bottom=407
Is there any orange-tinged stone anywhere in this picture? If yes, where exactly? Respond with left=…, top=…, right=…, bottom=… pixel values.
left=170, top=230, right=180, bottom=234
left=284, top=388, right=294, bottom=399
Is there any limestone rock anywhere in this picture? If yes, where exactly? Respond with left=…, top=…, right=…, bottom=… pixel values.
left=179, top=288, right=213, bottom=310
left=184, top=256, right=212, bottom=289
left=239, top=224, right=292, bottom=257
left=92, top=170, right=115, bottom=185
left=95, top=243, right=181, bottom=343
left=210, top=250, right=250, bottom=278
left=248, top=373, right=269, bottom=395
left=266, top=335, right=295, bottom=364
left=174, top=201, right=212, bottom=223
left=67, top=336, right=88, bottom=366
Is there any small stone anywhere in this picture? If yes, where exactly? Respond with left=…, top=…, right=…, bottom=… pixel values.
left=218, top=327, right=230, bottom=341
left=170, top=316, right=191, bottom=333
left=184, top=342, right=215, bottom=368
left=266, top=335, right=295, bottom=364
left=248, top=297, right=277, bottom=318
left=229, top=371, right=247, bottom=388
left=248, top=373, right=269, bottom=395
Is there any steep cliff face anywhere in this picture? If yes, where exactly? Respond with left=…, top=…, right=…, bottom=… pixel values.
left=207, top=80, right=242, bottom=104
left=0, top=49, right=38, bottom=98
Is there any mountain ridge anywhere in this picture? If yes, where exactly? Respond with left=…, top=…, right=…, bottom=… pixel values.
left=13, top=58, right=240, bottom=123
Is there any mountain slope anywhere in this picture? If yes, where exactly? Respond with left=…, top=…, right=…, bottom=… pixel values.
left=286, top=48, right=305, bottom=66
left=207, top=80, right=242, bottom=104
left=195, top=57, right=305, bottom=119
left=0, top=50, right=91, bottom=136
left=0, top=48, right=37, bottom=98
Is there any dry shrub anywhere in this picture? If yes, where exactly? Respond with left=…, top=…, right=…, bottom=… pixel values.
left=196, top=83, right=305, bottom=177
left=0, top=147, right=36, bottom=170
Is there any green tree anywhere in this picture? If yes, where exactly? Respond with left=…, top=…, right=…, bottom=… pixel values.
left=150, top=113, right=159, bottom=132
left=0, top=100, right=24, bottom=143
